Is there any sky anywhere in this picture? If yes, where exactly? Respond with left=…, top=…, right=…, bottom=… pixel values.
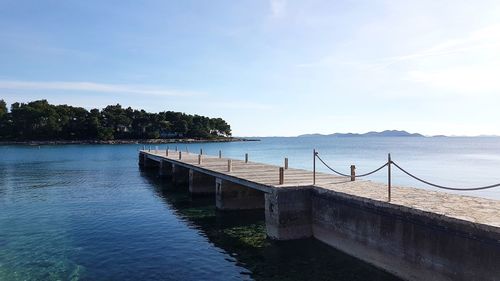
left=1, top=0, right=500, bottom=137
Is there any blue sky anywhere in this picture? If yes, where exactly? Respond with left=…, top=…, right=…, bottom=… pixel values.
left=1, top=0, right=500, bottom=136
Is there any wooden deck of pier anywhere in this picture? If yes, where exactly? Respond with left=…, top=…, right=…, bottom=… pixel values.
left=142, top=149, right=500, bottom=229
left=144, top=149, right=346, bottom=188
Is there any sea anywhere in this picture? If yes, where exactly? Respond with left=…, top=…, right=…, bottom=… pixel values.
left=1, top=136, right=499, bottom=280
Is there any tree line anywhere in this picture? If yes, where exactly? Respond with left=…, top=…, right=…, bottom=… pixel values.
left=0, top=99, right=231, bottom=141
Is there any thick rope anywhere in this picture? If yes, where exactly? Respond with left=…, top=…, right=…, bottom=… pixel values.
left=316, top=154, right=387, bottom=178
left=391, top=161, right=500, bottom=191
left=316, top=152, right=500, bottom=190
left=356, top=162, right=388, bottom=177
left=315, top=154, right=351, bottom=177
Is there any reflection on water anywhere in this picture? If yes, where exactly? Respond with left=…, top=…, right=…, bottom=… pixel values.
left=142, top=170, right=401, bottom=281
left=0, top=143, right=407, bottom=280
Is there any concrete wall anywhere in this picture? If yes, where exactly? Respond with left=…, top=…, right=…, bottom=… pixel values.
left=172, top=164, right=189, bottom=185
left=139, top=153, right=158, bottom=169
left=189, top=169, right=215, bottom=195
left=138, top=152, right=144, bottom=167
left=265, top=188, right=312, bottom=240
left=159, top=160, right=173, bottom=177
left=311, top=188, right=500, bottom=281
left=215, top=178, right=264, bottom=210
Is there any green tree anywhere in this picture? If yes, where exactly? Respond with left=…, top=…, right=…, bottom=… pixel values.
left=173, top=119, right=188, bottom=136
left=0, top=99, right=7, bottom=119
left=0, top=99, right=10, bottom=140
left=0, top=100, right=231, bottom=141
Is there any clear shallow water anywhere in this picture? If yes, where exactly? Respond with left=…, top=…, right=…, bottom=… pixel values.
left=0, top=141, right=400, bottom=281
left=0, top=137, right=499, bottom=280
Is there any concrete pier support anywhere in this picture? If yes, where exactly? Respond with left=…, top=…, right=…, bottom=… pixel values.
left=189, top=169, right=215, bottom=195
left=172, top=164, right=189, bottom=185
left=140, top=153, right=157, bottom=169
left=265, top=188, right=312, bottom=240
left=159, top=160, right=173, bottom=177
left=215, top=178, right=264, bottom=210
left=138, top=153, right=145, bottom=167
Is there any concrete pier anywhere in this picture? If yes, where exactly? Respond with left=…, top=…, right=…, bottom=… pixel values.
left=189, top=169, right=215, bottom=195
left=172, top=164, right=189, bottom=185
left=139, top=153, right=158, bottom=169
left=138, top=150, right=500, bottom=281
left=265, top=188, right=312, bottom=240
left=215, top=178, right=264, bottom=210
left=159, top=160, right=172, bottom=177
left=311, top=187, right=500, bottom=281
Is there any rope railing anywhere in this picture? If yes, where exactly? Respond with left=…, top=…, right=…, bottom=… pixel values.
left=316, top=154, right=388, bottom=178
left=313, top=149, right=500, bottom=202
left=391, top=161, right=500, bottom=191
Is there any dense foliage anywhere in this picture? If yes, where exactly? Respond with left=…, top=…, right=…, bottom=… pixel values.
left=0, top=99, right=231, bottom=141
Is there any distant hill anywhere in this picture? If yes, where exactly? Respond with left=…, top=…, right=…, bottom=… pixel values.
left=298, top=130, right=424, bottom=138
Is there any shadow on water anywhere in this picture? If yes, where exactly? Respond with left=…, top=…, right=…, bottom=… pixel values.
left=140, top=169, right=401, bottom=281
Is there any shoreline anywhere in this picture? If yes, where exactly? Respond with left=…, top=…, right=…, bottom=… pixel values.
left=0, top=137, right=259, bottom=146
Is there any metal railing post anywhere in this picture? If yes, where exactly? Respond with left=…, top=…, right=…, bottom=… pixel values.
left=227, top=159, right=232, bottom=172
left=388, top=153, right=392, bottom=202
left=200, top=148, right=203, bottom=155
left=219, top=150, right=222, bottom=159
left=350, top=165, right=356, bottom=181
left=313, top=149, right=316, bottom=185
left=284, top=158, right=289, bottom=169
left=179, top=151, right=182, bottom=160
left=198, top=154, right=202, bottom=165
left=245, top=153, right=248, bottom=163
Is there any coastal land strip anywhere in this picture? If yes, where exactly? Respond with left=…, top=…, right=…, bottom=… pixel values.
left=0, top=137, right=258, bottom=146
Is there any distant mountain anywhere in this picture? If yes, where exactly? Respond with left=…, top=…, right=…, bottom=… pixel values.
left=298, top=130, right=424, bottom=138
left=296, top=133, right=326, bottom=137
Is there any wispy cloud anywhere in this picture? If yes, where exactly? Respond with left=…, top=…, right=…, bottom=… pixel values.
left=367, top=24, right=500, bottom=70
left=408, top=65, right=500, bottom=95
left=270, top=0, right=287, bottom=18
left=206, top=101, right=273, bottom=111
left=0, top=80, right=199, bottom=97
left=297, top=23, right=500, bottom=71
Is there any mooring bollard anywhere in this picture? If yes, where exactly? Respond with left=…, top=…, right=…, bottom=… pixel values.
left=279, top=167, right=284, bottom=185
left=284, top=158, right=289, bottom=169
left=179, top=151, right=182, bottom=160
left=227, top=159, right=232, bottom=172
left=219, top=150, right=222, bottom=159
left=351, top=165, right=356, bottom=181
left=245, top=153, right=248, bottom=163
left=198, top=154, right=202, bottom=165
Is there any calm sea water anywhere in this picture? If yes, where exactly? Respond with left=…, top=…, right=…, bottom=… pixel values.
left=1, top=137, right=499, bottom=280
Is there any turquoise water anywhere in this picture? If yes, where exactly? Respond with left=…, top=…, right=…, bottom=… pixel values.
left=1, top=137, right=499, bottom=280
